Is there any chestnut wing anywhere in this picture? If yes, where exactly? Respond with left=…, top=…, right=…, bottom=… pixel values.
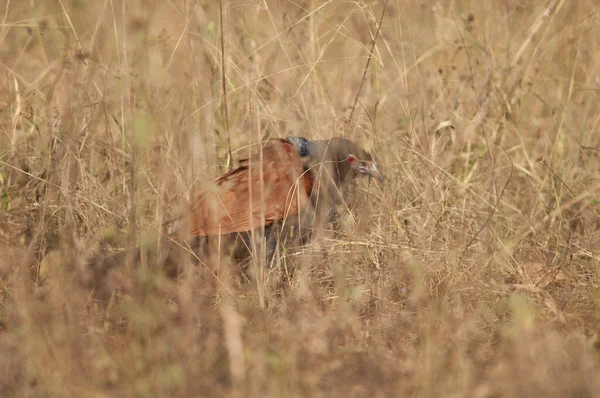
left=189, top=140, right=312, bottom=237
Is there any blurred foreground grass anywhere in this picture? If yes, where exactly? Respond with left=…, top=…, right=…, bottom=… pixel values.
left=1, top=0, right=600, bottom=396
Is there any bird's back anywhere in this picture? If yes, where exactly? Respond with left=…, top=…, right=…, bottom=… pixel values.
left=188, top=139, right=313, bottom=237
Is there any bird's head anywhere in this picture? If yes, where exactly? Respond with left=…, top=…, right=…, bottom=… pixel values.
left=313, top=137, right=384, bottom=185
left=345, top=152, right=385, bottom=183
left=287, top=136, right=384, bottom=184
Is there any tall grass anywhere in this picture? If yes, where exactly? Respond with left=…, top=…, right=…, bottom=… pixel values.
left=1, top=0, right=600, bottom=396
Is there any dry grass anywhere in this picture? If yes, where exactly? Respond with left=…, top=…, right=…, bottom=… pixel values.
left=1, top=0, right=600, bottom=396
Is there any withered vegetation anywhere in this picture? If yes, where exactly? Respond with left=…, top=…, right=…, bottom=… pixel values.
left=1, top=1, right=600, bottom=396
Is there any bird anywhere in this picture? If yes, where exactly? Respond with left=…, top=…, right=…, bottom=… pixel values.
left=165, top=136, right=384, bottom=268
left=83, top=136, right=383, bottom=296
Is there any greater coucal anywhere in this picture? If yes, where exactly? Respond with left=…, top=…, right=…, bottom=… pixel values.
left=169, top=136, right=383, bottom=266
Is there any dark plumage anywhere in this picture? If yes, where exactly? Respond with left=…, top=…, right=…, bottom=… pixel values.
left=163, top=136, right=383, bottom=269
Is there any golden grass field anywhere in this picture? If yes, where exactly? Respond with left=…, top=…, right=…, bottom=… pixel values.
left=1, top=0, right=600, bottom=396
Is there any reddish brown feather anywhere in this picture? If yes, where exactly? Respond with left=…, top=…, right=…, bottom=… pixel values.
left=188, top=139, right=312, bottom=237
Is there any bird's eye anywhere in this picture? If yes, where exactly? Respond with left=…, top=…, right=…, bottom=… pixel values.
left=348, top=155, right=356, bottom=163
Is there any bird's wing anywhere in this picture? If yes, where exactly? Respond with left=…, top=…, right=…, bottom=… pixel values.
left=188, top=139, right=313, bottom=237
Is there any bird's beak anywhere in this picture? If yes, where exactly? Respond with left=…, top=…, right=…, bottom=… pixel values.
left=359, top=161, right=385, bottom=183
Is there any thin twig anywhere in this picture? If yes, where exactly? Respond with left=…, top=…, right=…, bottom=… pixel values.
left=460, top=145, right=514, bottom=259
left=450, top=8, right=498, bottom=201
left=57, top=0, right=88, bottom=65
left=219, top=0, right=233, bottom=170
left=541, top=160, right=597, bottom=272
left=346, top=0, right=389, bottom=127
left=449, top=10, right=477, bottom=102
